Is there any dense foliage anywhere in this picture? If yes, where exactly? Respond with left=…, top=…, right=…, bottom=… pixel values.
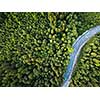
left=70, top=33, right=100, bottom=87
left=0, top=12, right=78, bottom=86
left=0, top=12, right=100, bottom=86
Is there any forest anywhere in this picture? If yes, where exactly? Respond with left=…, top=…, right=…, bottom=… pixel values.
left=0, top=12, right=100, bottom=86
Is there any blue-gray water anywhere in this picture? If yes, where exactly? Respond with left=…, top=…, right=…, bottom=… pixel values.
left=62, top=26, right=100, bottom=87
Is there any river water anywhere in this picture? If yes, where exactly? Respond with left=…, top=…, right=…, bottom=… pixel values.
left=62, top=26, right=100, bottom=87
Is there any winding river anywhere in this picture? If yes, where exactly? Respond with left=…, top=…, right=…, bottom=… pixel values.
left=62, top=25, right=100, bottom=87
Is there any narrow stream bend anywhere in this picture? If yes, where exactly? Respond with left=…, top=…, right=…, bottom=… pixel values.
left=62, top=25, right=100, bottom=87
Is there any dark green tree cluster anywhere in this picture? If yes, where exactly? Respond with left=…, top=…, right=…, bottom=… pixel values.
left=0, top=12, right=100, bottom=86
left=75, top=12, right=100, bottom=35
left=70, top=33, right=100, bottom=87
left=0, top=12, right=79, bottom=86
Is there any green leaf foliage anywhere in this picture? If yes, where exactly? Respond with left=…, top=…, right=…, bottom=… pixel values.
left=0, top=12, right=100, bottom=86
left=70, top=33, right=100, bottom=87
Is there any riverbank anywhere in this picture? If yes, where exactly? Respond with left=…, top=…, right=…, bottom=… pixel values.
left=63, top=26, right=100, bottom=87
